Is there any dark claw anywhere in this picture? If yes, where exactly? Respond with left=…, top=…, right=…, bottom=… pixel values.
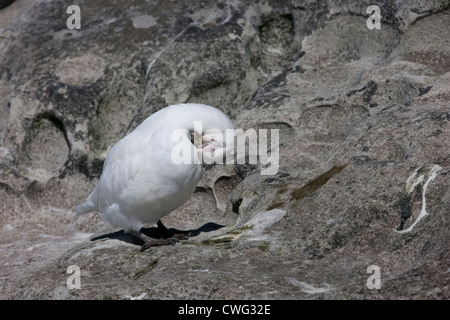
left=177, top=233, right=189, bottom=240
left=168, top=232, right=191, bottom=240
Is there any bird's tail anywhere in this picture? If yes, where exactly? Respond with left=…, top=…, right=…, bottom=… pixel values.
left=74, top=200, right=96, bottom=219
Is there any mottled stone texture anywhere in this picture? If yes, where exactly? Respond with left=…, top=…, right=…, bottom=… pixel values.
left=0, top=0, right=449, bottom=299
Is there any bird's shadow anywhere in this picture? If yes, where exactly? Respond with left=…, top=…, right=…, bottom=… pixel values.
left=90, top=222, right=225, bottom=246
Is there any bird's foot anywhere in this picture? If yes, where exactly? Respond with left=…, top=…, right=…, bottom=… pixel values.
left=140, top=237, right=179, bottom=252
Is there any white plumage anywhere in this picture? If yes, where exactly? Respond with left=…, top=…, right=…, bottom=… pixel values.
left=75, top=103, right=234, bottom=250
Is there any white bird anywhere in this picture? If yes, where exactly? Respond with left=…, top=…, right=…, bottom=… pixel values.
left=75, top=103, right=234, bottom=251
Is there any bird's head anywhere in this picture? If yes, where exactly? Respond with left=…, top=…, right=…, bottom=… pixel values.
left=190, top=126, right=234, bottom=164
left=164, top=103, right=234, bottom=165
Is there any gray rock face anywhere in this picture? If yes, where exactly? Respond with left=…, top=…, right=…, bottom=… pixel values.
left=0, top=0, right=449, bottom=299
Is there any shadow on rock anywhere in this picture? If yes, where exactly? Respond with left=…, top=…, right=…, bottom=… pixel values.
left=90, top=222, right=225, bottom=246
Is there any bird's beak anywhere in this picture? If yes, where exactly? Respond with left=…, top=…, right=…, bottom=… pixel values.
left=192, top=132, right=217, bottom=153
left=202, top=138, right=217, bottom=153
left=191, top=131, right=203, bottom=149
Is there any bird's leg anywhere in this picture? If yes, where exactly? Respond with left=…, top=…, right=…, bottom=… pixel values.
left=157, top=220, right=192, bottom=240
left=129, top=229, right=179, bottom=252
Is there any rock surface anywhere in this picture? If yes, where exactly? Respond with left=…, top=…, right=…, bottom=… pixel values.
left=0, top=0, right=449, bottom=299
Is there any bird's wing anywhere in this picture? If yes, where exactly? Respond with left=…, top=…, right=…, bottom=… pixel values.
left=92, top=131, right=153, bottom=211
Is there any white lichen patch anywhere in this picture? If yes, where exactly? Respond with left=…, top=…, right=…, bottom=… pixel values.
left=122, top=292, right=147, bottom=300
left=243, top=209, right=286, bottom=240
left=287, top=277, right=334, bottom=294
left=396, top=164, right=442, bottom=233
left=200, top=209, right=286, bottom=244
left=131, top=15, right=157, bottom=29
left=54, top=54, right=106, bottom=86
